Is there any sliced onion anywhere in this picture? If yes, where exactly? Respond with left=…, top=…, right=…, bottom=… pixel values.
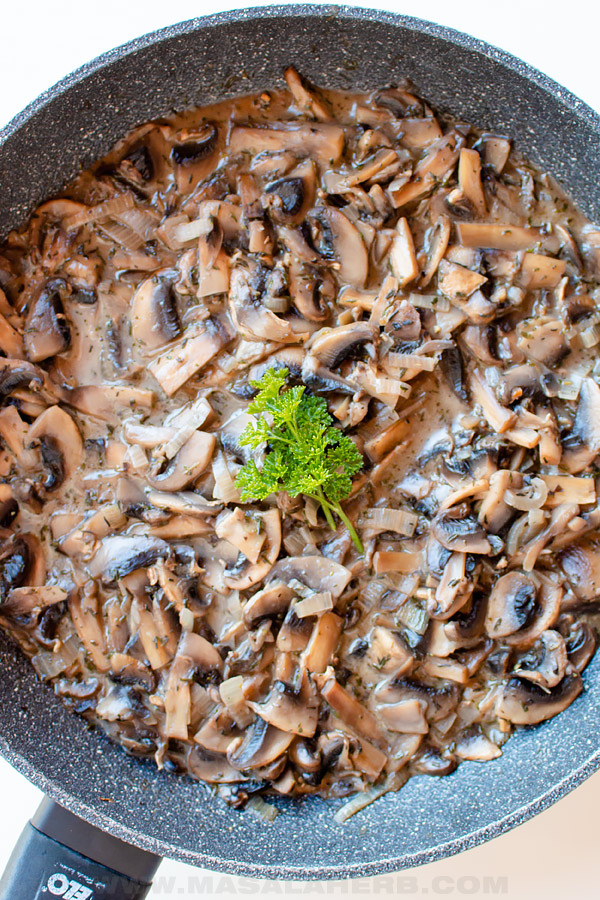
left=63, top=193, right=135, bottom=230
left=407, top=293, right=450, bottom=311
left=504, top=476, right=548, bottom=511
left=211, top=451, right=241, bottom=503
left=359, top=507, right=418, bottom=537
left=247, top=796, right=279, bottom=823
left=294, top=591, right=334, bottom=618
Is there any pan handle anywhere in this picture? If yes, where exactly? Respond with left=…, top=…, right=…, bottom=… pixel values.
left=0, top=797, right=161, bottom=899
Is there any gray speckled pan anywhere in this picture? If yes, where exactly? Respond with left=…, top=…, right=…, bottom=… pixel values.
left=0, top=4, right=599, bottom=881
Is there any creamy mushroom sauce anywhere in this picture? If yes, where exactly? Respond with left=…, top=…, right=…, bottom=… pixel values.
left=0, top=69, right=600, bottom=816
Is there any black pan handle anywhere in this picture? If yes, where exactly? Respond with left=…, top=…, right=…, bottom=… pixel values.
left=0, top=797, right=161, bottom=899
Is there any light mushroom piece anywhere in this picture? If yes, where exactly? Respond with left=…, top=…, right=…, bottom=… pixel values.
left=513, top=630, right=568, bottom=689
left=27, top=405, right=83, bottom=492
left=223, top=509, right=281, bottom=591
left=562, top=378, right=600, bottom=474
left=307, top=207, right=369, bottom=288
left=307, top=321, right=376, bottom=369
left=88, top=535, right=171, bottom=584
left=24, top=279, right=71, bottom=362
left=498, top=672, right=583, bottom=725
left=248, top=672, right=319, bottom=737
left=147, top=431, right=216, bottom=491
left=130, top=272, right=181, bottom=353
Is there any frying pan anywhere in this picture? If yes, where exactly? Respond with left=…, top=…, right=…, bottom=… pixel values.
left=0, top=5, right=600, bottom=897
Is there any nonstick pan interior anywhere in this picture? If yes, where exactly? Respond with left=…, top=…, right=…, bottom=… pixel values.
left=0, top=5, right=599, bottom=880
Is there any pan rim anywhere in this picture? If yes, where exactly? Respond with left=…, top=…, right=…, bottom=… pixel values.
left=1, top=3, right=599, bottom=880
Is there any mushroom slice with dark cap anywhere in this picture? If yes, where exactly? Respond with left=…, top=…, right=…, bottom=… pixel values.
left=563, top=620, right=597, bottom=673
left=498, top=672, right=583, bottom=725
left=131, top=271, right=181, bottom=353
left=431, top=505, right=494, bottom=555
left=516, top=316, right=570, bottom=367
left=227, top=717, right=294, bottom=771
left=248, top=671, right=319, bottom=737
left=307, top=207, right=369, bottom=287
left=223, top=509, right=281, bottom=591
left=0, top=359, right=46, bottom=405
left=264, top=159, right=316, bottom=225
left=187, top=745, right=243, bottom=784
left=486, top=573, right=561, bottom=649
left=307, top=321, right=376, bottom=369
left=147, top=431, right=216, bottom=492
left=24, top=279, right=71, bottom=362
left=170, top=124, right=219, bottom=193
left=88, top=535, right=171, bottom=584
left=485, top=572, right=537, bottom=640
left=243, top=582, right=294, bottom=626
left=513, top=629, right=568, bottom=689
left=267, top=555, right=352, bottom=598
left=288, top=258, right=332, bottom=322
left=27, top=405, right=83, bottom=492
left=559, top=536, right=600, bottom=601
left=228, top=264, right=300, bottom=345
left=562, top=378, right=600, bottom=474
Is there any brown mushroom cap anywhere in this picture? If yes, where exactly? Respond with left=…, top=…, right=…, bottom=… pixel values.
left=498, top=672, right=582, bottom=725
left=24, top=279, right=71, bottom=362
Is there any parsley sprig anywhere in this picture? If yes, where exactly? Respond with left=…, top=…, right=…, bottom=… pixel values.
left=235, top=367, right=364, bottom=552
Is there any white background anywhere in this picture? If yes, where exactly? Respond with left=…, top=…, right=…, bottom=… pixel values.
left=1, top=1, right=600, bottom=897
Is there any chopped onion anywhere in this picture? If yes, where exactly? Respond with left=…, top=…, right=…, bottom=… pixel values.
left=247, top=796, right=279, bottom=823
left=384, top=353, right=436, bottom=373
left=211, top=451, right=241, bottom=503
left=31, top=633, right=81, bottom=680
left=396, top=598, right=429, bottom=634
left=163, top=397, right=212, bottom=459
left=504, top=476, right=548, bottom=511
left=98, top=221, right=145, bottom=251
left=334, top=770, right=408, bottom=824
left=63, top=193, right=135, bottom=230
left=408, top=293, right=450, bottom=311
left=219, top=675, right=253, bottom=727
left=179, top=607, right=195, bottom=632
left=294, top=591, right=334, bottom=618
left=123, top=444, right=148, bottom=471
left=359, top=507, right=418, bottom=537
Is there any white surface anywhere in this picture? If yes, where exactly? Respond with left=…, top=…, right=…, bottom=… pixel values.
left=0, top=1, right=599, bottom=897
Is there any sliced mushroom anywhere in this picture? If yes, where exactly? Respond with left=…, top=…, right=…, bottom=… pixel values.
left=268, top=555, right=351, bottom=598
left=131, top=271, right=181, bottom=353
left=228, top=264, right=299, bottom=344
left=307, top=207, right=369, bottom=287
left=485, top=572, right=537, bottom=639
left=264, top=160, right=316, bottom=225
left=243, top=581, right=294, bottom=626
left=88, top=535, right=171, bottom=583
left=563, top=620, right=597, bottom=673
left=248, top=672, right=319, bottom=737
left=227, top=717, right=294, bottom=770
left=229, top=123, right=345, bottom=167
left=431, top=505, right=494, bottom=555
left=0, top=534, right=45, bottom=605
left=187, top=745, right=243, bottom=783
left=223, top=509, right=281, bottom=590
left=24, top=279, right=71, bottom=362
left=148, top=316, right=235, bottom=396
left=308, top=321, right=375, bottom=369
left=513, top=630, right=567, bottom=689
left=517, top=316, right=569, bottom=367
left=562, top=378, right=600, bottom=474
left=559, top=536, right=600, bottom=601
left=147, top=431, right=215, bottom=491
left=498, top=672, right=582, bottom=725
left=27, top=405, right=83, bottom=492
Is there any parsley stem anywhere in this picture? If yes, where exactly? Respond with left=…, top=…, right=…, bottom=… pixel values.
left=313, top=488, right=337, bottom=532
left=331, top=501, right=364, bottom=554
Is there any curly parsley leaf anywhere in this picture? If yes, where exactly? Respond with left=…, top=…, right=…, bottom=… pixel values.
left=235, top=367, right=364, bottom=551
